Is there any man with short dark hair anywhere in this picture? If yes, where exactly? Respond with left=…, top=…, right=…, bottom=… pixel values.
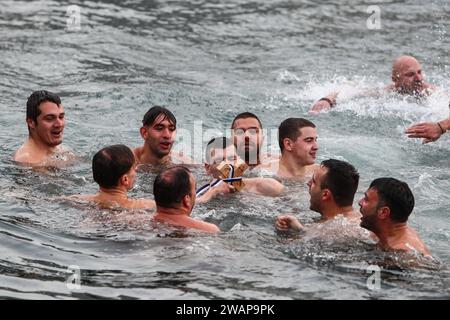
left=276, top=159, right=360, bottom=231
left=153, top=165, right=220, bottom=233
left=72, top=145, right=155, bottom=209
left=358, top=177, right=430, bottom=256
left=14, top=90, right=74, bottom=165
left=133, top=106, right=192, bottom=165
left=258, top=118, right=319, bottom=178
left=231, top=112, right=275, bottom=169
left=197, top=137, right=284, bottom=202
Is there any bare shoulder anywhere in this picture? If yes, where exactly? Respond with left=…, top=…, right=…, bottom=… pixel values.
left=171, top=150, right=194, bottom=164
left=133, top=146, right=143, bottom=162
left=255, top=159, right=279, bottom=172
left=13, top=144, right=34, bottom=163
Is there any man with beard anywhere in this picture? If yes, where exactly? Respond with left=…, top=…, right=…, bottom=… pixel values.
left=197, top=137, right=284, bottom=203
left=358, top=177, right=430, bottom=256
left=310, top=55, right=437, bottom=113
left=231, top=112, right=275, bottom=169
left=14, top=90, right=73, bottom=165
left=153, top=165, right=220, bottom=233
left=276, top=159, right=360, bottom=231
left=258, top=118, right=319, bottom=178
left=134, top=106, right=193, bottom=166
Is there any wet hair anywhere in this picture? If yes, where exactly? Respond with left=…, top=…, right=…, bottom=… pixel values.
left=92, top=144, right=135, bottom=189
left=320, top=159, right=359, bottom=207
left=26, top=90, right=61, bottom=125
left=278, top=118, right=316, bottom=151
left=154, top=165, right=192, bottom=208
left=205, top=137, right=234, bottom=164
left=142, top=106, right=176, bottom=127
left=231, top=112, right=262, bottom=129
left=369, top=178, right=415, bottom=223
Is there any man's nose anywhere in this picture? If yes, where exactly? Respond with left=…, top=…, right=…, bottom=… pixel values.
left=55, top=117, right=64, bottom=127
left=414, top=72, right=423, bottom=81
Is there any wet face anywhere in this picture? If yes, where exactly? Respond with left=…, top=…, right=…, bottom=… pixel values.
left=307, top=166, right=327, bottom=213
left=289, top=127, right=318, bottom=165
left=28, top=102, right=65, bottom=147
left=232, top=118, right=263, bottom=165
left=393, top=59, right=425, bottom=94
left=206, top=145, right=238, bottom=179
left=358, top=188, right=381, bottom=231
left=141, top=114, right=176, bottom=158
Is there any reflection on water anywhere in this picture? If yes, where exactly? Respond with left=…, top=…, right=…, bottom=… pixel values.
left=0, top=0, right=449, bottom=299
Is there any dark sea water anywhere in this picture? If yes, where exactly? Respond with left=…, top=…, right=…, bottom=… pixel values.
left=0, top=0, right=449, bottom=299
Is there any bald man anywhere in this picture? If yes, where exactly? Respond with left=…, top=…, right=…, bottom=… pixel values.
left=310, top=55, right=437, bottom=113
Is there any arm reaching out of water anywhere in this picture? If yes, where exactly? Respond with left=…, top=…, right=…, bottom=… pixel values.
left=310, top=92, right=339, bottom=113
left=276, top=215, right=305, bottom=232
left=405, top=117, right=450, bottom=143
left=196, top=182, right=236, bottom=204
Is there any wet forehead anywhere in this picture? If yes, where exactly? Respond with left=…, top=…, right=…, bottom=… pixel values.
left=298, top=126, right=317, bottom=139
left=233, top=118, right=261, bottom=130
left=366, top=188, right=379, bottom=201
left=314, top=165, right=327, bottom=182
left=152, top=113, right=175, bottom=127
left=39, top=101, right=64, bottom=116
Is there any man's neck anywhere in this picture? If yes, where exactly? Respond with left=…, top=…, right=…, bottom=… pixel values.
left=279, top=153, right=309, bottom=177
left=375, top=222, right=409, bottom=249
left=320, top=204, right=356, bottom=222
left=140, top=146, right=171, bottom=165
left=155, top=206, right=189, bottom=217
left=28, top=135, right=57, bottom=155
left=97, top=187, right=128, bottom=200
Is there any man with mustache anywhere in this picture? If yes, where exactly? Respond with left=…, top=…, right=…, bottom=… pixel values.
left=310, top=55, right=437, bottom=113
left=133, top=106, right=193, bottom=166
left=197, top=137, right=284, bottom=203
left=358, top=177, right=430, bottom=256
left=257, top=118, right=319, bottom=178
left=231, top=112, right=275, bottom=169
left=276, top=159, right=361, bottom=232
left=14, top=90, right=73, bottom=166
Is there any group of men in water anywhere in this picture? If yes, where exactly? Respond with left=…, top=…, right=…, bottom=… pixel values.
left=13, top=55, right=448, bottom=258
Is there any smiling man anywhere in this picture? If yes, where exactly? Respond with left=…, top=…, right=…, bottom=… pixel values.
left=258, top=118, right=319, bottom=178
left=14, top=90, right=70, bottom=165
left=133, top=106, right=192, bottom=166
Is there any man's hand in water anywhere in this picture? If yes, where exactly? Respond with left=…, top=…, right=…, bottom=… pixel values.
left=405, top=122, right=444, bottom=144
left=276, top=215, right=304, bottom=232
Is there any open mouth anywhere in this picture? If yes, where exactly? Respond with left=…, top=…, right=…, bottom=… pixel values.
left=160, top=142, right=172, bottom=150
left=51, top=130, right=63, bottom=138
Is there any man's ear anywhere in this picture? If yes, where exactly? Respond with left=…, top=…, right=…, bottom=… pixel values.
left=283, top=138, right=293, bottom=152
left=140, top=126, right=148, bottom=139
left=182, top=194, right=192, bottom=208
left=119, top=174, right=129, bottom=187
left=27, top=118, right=36, bottom=129
left=377, top=206, right=391, bottom=220
left=321, top=189, right=332, bottom=201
